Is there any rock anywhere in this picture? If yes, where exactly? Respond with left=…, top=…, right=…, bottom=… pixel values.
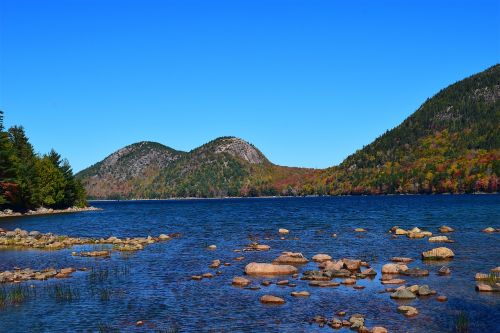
left=276, top=280, right=289, bottom=286
left=391, top=288, right=417, bottom=299
left=261, top=281, right=272, bottom=286
left=491, top=267, right=500, bottom=273
left=361, top=268, right=377, bottom=276
left=394, top=228, right=407, bottom=235
left=321, top=260, right=344, bottom=271
left=336, top=311, right=346, bottom=316
left=349, top=314, right=365, bottom=329
left=234, top=256, right=245, bottom=261
left=278, top=228, right=289, bottom=234
left=328, top=318, right=342, bottom=329
left=422, top=247, right=455, bottom=260
left=354, top=228, right=367, bottom=232
left=429, top=236, right=450, bottom=242
left=72, top=250, right=110, bottom=257
left=391, top=257, right=413, bottom=263
left=418, top=285, right=432, bottom=296
left=475, top=273, right=490, bottom=280
left=136, top=321, right=144, bottom=326
left=232, top=276, right=251, bottom=286
left=291, top=291, right=310, bottom=297
left=207, top=245, right=217, bottom=250
left=244, top=243, right=271, bottom=251
left=353, top=285, right=365, bottom=290
left=308, top=281, right=340, bottom=287
left=476, top=283, right=500, bottom=292
left=302, top=270, right=333, bottom=281
left=245, top=262, right=298, bottom=276
left=436, top=295, right=448, bottom=302
left=482, top=227, right=496, bottom=233
left=312, top=253, right=332, bottom=262
left=398, top=305, right=418, bottom=317
left=438, top=266, right=451, bottom=275
left=371, top=327, right=388, bottom=333
left=342, top=278, right=356, bottom=285
left=191, top=275, right=203, bottom=281
left=273, top=252, right=309, bottom=265
left=60, top=268, right=75, bottom=275
left=342, top=259, right=362, bottom=271
left=401, top=268, right=430, bottom=277
left=202, top=273, right=213, bottom=278
left=209, top=259, right=221, bottom=268
left=439, top=226, right=454, bottom=233
left=260, top=295, right=285, bottom=304
left=382, top=263, right=408, bottom=274
left=381, top=278, right=406, bottom=285
left=158, top=234, right=171, bottom=240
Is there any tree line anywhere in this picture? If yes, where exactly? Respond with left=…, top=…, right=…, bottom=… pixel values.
left=0, top=111, right=86, bottom=211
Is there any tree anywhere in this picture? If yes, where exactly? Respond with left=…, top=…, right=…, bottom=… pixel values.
left=0, top=111, right=19, bottom=207
left=8, top=126, right=39, bottom=209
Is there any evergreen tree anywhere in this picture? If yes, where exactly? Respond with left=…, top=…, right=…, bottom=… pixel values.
left=0, top=111, right=19, bottom=207
left=8, top=126, right=39, bottom=209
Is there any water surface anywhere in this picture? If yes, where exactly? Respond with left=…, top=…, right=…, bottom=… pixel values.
left=0, top=196, right=499, bottom=332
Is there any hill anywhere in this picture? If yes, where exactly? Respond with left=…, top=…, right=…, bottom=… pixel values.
left=77, top=137, right=313, bottom=199
left=307, top=64, right=500, bottom=194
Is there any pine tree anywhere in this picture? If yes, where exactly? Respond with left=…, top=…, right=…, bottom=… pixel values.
left=0, top=111, right=19, bottom=207
left=8, top=126, right=40, bottom=209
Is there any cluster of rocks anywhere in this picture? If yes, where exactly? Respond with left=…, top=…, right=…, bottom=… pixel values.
left=0, top=206, right=100, bottom=218
left=390, top=284, right=436, bottom=299
left=0, top=267, right=80, bottom=283
left=389, top=226, right=433, bottom=239
left=389, top=225, right=455, bottom=242
left=380, top=263, right=429, bottom=285
left=0, top=228, right=176, bottom=252
left=311, top=312, right=387, bottom=332
left=72, top=250, right=110, bottom=257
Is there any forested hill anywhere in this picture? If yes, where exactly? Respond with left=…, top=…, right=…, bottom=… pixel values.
left=0, top=111, right=87, bottom=211
left=76, top=137, right=313, bottom=199
left=308, top=64, right=500, bottom=194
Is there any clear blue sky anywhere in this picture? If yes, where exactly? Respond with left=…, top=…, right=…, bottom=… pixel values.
left=0, top=0, right=498, bottom=172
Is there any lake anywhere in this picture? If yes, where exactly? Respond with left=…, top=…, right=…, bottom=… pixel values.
left=0, top=195, right=499, bottom=332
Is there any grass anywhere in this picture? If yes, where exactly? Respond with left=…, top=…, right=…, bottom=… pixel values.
left=0, top=285, right=35, bottom=308
left=487, top=272, right=499, bottom=285
left=454, top=312, right=469, bottom=333
left=50, top=284, right=80, bottom=302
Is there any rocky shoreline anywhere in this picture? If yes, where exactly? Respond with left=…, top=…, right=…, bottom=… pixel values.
left=0, top=206, right=102, bottom=218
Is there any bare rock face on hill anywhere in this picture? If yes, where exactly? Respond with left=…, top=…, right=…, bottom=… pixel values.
left=76, top=137, right=312, bottom=199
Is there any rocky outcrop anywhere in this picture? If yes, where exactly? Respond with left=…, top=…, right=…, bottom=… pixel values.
left=421, top=247, right=455, bottom=260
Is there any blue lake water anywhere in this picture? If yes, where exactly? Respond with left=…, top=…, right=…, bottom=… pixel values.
left=0, top=195, right=499, bottom=332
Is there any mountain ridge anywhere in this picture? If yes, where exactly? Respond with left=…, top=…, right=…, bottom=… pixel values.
left=77, top=64, right=500, bottom=198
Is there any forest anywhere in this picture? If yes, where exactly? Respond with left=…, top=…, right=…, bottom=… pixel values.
left=0, top=111, right=87, bottom=211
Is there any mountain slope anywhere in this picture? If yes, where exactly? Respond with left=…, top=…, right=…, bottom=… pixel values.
left=310, top=64, right=500, bottom=194
left=77, top=141, right=185, bottom=199
left=77, top=137, right=313, bottom=199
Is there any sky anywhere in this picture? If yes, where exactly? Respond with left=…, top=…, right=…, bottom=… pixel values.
left=0, top=0, right=499, bottom=172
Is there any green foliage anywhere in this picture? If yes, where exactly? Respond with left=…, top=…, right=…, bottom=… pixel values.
left=304, top=64, right=500, bottom=195
left=0, top=112, right=87, bottom=211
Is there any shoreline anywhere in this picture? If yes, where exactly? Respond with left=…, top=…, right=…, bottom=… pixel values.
left=88, top=192, right=499, bottom=202
left=0, top=206, right=102, bottom=219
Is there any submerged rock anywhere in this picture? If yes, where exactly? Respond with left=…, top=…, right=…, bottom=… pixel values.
left=397, top=305, right=418, bottom=317
left=232, top=276, right=251, bottom=286
left=438, top=266, right=451, bottom=275
left=260, top=295, right=285, bottom=304
left=439, top=226, right=455, bottom=233
left=291, top=291, right=310, bottom=297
